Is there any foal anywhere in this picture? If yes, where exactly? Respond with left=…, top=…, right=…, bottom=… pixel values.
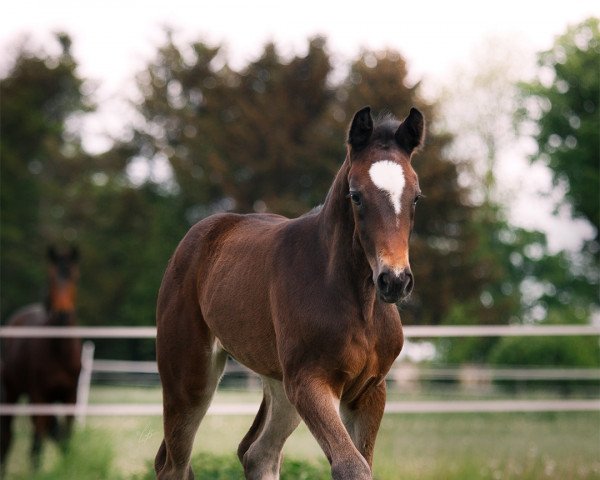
left=155, top=106, right=425, bottom=480
left=1, top=246, right=82, bottom=470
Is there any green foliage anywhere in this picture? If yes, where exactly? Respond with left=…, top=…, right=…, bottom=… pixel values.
left=134, top=34, right=337, bottom=218
left=0, top=40, right=186, bottom=352
left=129, top=34, right=494, bottom=327
left=522, top=17, right=599, bottom=236
left=488, top=335, right=600, bottom=367
left=335, top=50, right=483, bottom=326
left=2, top=26, right=597, bottom=363
left=0, top=33, right=89, bottom=320
left=488, top=308, right=600, bottom=367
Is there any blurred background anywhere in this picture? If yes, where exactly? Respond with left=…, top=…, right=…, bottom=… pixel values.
left=1, top=1, right=598, bottom=479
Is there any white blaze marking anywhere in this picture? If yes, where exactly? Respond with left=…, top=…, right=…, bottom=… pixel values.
left=369, top=160, right=405, bottom=215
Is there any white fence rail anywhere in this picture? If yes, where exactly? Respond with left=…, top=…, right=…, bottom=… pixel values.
left=1, top=324, right=599, bottom=338
left=90, top=359, right=600, bottom=381
left=1, top=325, right=599, bottom=417
left=1, top=400, right=598, bottom=417
left=0, top=326, right=157, bottom=338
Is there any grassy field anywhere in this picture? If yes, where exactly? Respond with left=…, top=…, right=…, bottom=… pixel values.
left=2, top=387, right=599, bottom=479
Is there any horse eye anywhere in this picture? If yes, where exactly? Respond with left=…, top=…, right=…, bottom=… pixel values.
left=347, top=192, right=362, bottom=206
left=413, top=194, right=422, bottom=206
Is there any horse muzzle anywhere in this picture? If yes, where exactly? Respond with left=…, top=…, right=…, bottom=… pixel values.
left=50, top=310, right=75, bottom=326
left=376, top=268, right=413, bottom=303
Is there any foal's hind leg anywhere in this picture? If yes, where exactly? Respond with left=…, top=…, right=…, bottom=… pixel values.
left=240, top=377, right=301, bottom=480
left=237, top=396, right=267, bottom=463
left=155, top=306, right=227, bottom=480
left=340, top=381, right=386, bottom=468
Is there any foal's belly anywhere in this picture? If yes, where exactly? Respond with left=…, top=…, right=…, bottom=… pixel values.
left=205, top=299, right=283, bottom=379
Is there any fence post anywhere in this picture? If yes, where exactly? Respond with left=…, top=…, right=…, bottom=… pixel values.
left=76, top=341, right=95, bottom=426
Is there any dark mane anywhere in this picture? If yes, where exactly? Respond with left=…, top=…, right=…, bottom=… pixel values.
left=302, top=204, right=323, bottom=217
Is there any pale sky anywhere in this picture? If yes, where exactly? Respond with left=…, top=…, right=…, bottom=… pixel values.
left=2, top=1, right=598, bottom=90
left=1, top=0, right=598, bottom=250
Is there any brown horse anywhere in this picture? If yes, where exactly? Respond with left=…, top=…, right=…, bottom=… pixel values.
left=0, top=246, right=82, bottom=470
left=155, top=106, right=425, bottom=480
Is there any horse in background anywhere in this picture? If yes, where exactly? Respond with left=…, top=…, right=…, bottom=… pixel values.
left=1, top=246, right=82, bottom=470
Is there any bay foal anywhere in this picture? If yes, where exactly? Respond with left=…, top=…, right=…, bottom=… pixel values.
left=155, top=106, right=425, bottom=479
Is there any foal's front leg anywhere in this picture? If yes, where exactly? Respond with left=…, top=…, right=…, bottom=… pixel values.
left=284, top=373, right=372, bottom=480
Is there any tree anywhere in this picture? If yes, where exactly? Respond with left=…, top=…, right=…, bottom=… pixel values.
left=0, top=37, right=184, bottom=362
left=435, top=27, right=600, bottom=363
left=0, top=34, right=91, bottom=320
left=131, top=32, right=336, bottom=219
left=10, top=30, right=591, bottom=363
left=522, top=17, right=599, bottom=238
left=333, top=50, right=518, bottom=326
left=134, top=36, right=530, bottom=328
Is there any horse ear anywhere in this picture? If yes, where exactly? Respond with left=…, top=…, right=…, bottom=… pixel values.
left=395, top=107, right=425, bottom=156
left=47, top=246, right=59, bottom=264
left=348, top=106, right=373, bottom=151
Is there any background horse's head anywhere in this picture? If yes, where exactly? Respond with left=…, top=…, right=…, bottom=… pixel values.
left=45, top=245, right=80, bottom=325
left=346, top=106, right=424, bottom=303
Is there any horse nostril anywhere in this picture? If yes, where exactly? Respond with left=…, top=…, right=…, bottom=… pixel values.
left=377, top=269, right=413, bottom=302
left=377, top=271, right=391, bottom=294
left=402, top=271, right=414, bottom=296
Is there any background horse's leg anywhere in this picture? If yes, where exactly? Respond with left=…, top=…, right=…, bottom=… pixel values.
left=240, top=377, right=301, bottom=480
left=340, top=382, right=386, bottom=467
left=54, top=387, right=78, bottom=452
left=155, top=305, right=227, bottom=480
left=0, top=412, right=12, bottom=473
left=31, top=414, right=53, bottom=470
left=0, top=384, right=17, bottom=472
left=285, top=374, right=372, bottom=480
left=48, top=415, right=60, bottom=442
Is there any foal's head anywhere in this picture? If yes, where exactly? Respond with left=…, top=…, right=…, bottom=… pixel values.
left=346, top=106, right=425, bottom=303
left=46, top=246, right=80, bottom=324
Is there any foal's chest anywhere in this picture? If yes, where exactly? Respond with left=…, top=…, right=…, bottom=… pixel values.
left=339, top=308, right=403, bottom=398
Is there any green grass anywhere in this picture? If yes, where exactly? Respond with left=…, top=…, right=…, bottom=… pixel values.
left=3, top=387, right=599, bottom=479
left=132, top=452, right=331, bottom=480
left=374, top=412, right=600, bottom=479
left=3, top=426, right=119, bottom=480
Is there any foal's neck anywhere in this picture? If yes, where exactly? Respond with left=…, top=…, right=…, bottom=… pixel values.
left=318, top=158, right=353, bottom=243
left=317, top=158, right=374, bottom=306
